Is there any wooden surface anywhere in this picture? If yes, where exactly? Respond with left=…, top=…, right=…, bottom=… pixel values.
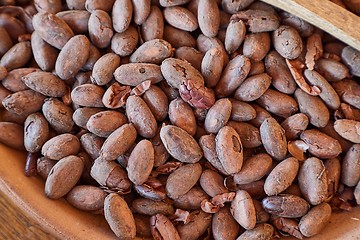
left=0, top=190, right=56, bottom=240
left=261, top=0, right=360, bottom=51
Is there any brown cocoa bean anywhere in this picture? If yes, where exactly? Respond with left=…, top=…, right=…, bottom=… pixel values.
left=166, top=163, right=202, bottom=199
left=99, top=123, right=137, bottom=161
left=262, top=194, right=310, bottom=218
left=24, top=112, right=49, bottom=153
left=230, top=190, right=256, bottom=230
left=160, top=125, right=203, bottom=163
left=32, top=12, right=74, bottom=49
left=104, top=193, right=136, bottom=240
left=233, top=153, right=272, bottom=185
left=126, top=139, right=154, bottom=185
left=215, top=126, right=243, bottom=175
left=299, top=203, right=332, bottom=237
left=260, top=117, right=287, bottom=161
left=45, top=155, right=84, bottom=199
left=264, top=157, right=299, bottom=196
left=67, top=185, right=106, bottom=212
left=298, top=157, right=328, bottom=205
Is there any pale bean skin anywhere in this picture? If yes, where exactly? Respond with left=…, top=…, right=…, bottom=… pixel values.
left=201, top=48, right=223, bottom=88
left=91, top=53, right=121, bottom=86
left=114, top=63, right=163, bottom=86
left=264, top=157, right=299, bottom=196
left=299, top=203, right=332, bottom=237
left=341, top=144, right=360, bottom=187
left=99, top=123, right=137, bottom=161
left=160, top=125, right=203, bottom=163
left=237, top=223, right=274, bottom=240
left=176, top=210, right=212, bottom=240
left=45, top=155, right=84, bottom=199
left=112, top=0, right=133, bottom=33
left=132, top=0, right=151, bottom=25
left=198, top=0, right=220, bottom=37
left=88, top=10, right=113, bottom=49
left=104, top=193, right=136, bottom=240
left=234, top=73, right=272, bottom=102
left=214, top=55, right=251, bottom=97
left=2, top=90, right=45, bottom=116
left=200, top=169, right=229, bottom=197
left=300, top=129, right=342, bottom=159
left=256, top=89, right=298, bottom=118
left=55, top=35, right=90, bottom=80
left=303, top=70, right=340, bottom=110
left=31, top=31, right=58, bottom=71
left=143, top=85, right=169, bottom=122
left=42, top=98, right=74, bottom=133
left=215, top=126, right=244, bottom=175
left=22, top=71, right=67, bottom=97
left=281, top=113, right=309, bottom=141
left=169, top=98, right=196, bottom=136
left=32, top=12, right=74, bottom=49
left=212, top=207, right=240, bottom=240
left=243, top=32, right=271, bottom=62
left=260, top=117, right=287, bottom=161
left=231, top=190, right=256, bottom=230
left=294, top=88, right=330, bottom=128
left=262, top=194, right=310, bottom=218
left=197, top=34, right=229, bottom=66
left=24, top=113, right=49, bottom=153
left=111, top=26, right=138, bottom=57
left=273, top=25, right=303, bottom=60
left=163, top=6, right=198, bottom=32
left=233, top=153, right=273, bottom=185
left=204, top=98, right=232, bottom=134
left=165, top=163, right=202, bottom=199
left=265, top=50, right=297, bottom=94
left=199, top=134, right=227, bottom=175
left=229, top=99, right=256, bottom=122
left=71, top=84, right=105, bottom=107
left=126, top=140, right=154, bottom=185
left=41, top=134, right=80, bottom=160
left=86, top=111, right=127, bottom=138
left=126, top=95, right=158, bottom=139
left=130, top=39, right=173, bottom=64
left=228, top=121, right=262, bottom=148
left=298, top=157, right=328, bottom=205
left=225, top=19, right=246, bottom=54
left=334, top=119, right=360, bottom=144
left=141, top=5, right=164, bottom=42
left=67, top=185, right=106, bottom=212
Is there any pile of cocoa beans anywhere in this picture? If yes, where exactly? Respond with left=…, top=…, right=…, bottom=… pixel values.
left=0, top=0, right=360, bottom=239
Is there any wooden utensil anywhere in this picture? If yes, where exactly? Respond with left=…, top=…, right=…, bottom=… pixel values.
left=261, top=0, right=360, bottom=51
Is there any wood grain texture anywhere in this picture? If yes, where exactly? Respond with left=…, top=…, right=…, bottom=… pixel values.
left=261, top=0, right=360, bottom=51
left=0, top=190, right=57, bottom=240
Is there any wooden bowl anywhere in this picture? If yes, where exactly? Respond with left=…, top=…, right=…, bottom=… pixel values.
left=1, top=143, right=360, bottom=239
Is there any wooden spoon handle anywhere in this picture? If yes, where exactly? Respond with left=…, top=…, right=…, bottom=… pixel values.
left=261, top=0, right=360, bottom=51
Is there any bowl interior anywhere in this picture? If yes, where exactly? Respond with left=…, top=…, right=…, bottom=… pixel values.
left=0, top=143, right=359, bottom=240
